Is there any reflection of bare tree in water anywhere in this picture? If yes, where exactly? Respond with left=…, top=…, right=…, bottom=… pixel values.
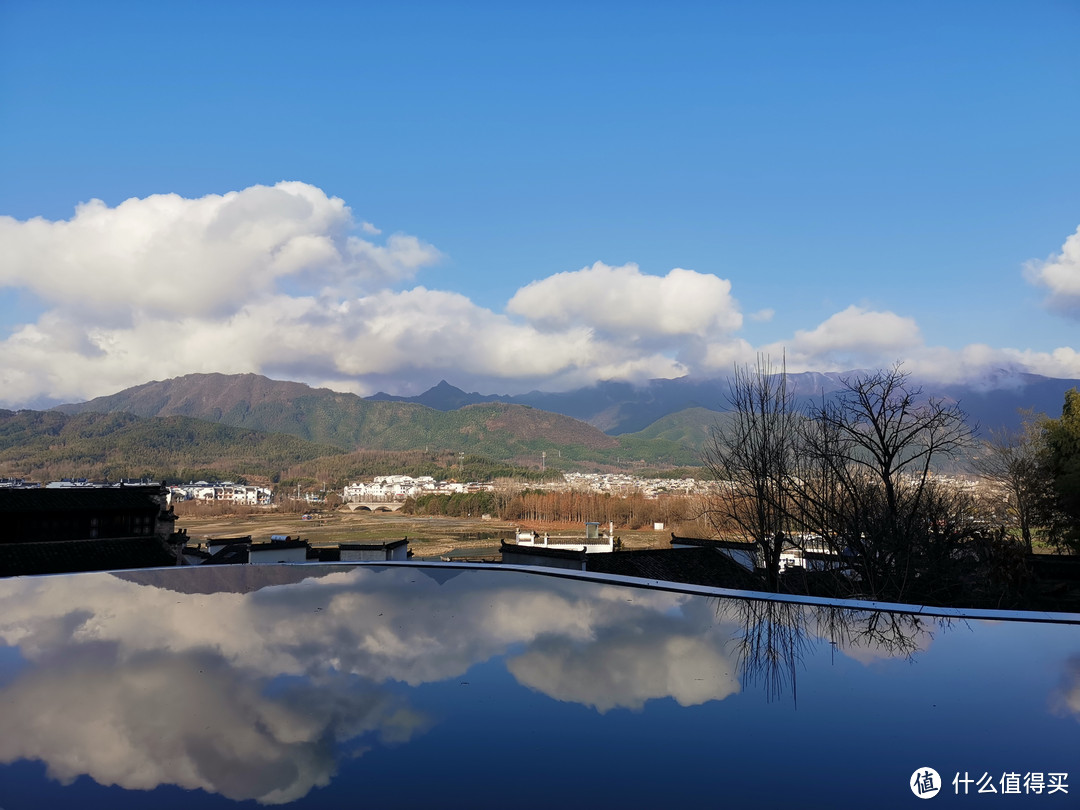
left=718, top=598, right=809, bottom=704
left=820, top=606, right=934, bottom=662
left=716, top=598, right=935, bottom=704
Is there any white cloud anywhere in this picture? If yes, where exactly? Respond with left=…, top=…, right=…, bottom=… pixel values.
left=1025, top=225, right=1080, bottom=318
left=747, top=306, right=919, bottom=375
left=507, top=262, right=743, bottom=343
left=749, top=308, right=775, bottom=322
left=790, top=305, right=922, bottom=356
left=0, top=188, right=720, bottom=406
left=881, top=343, right=1080, bottom=386
left=0, top=182, right=1077, bottom=407
left=0, top=181, right=440, bottom=323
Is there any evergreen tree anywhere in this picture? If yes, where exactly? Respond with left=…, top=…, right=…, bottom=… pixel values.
left=1043, top=388, right=1080, bottom=551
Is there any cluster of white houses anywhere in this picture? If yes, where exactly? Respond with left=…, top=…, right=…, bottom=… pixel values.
left=341, top=472, right=717, bottom=503
left=168, top=481, right=273, bottom=505
left=343, top=475, right=494, bottom=502
left=536, top=472, right=720, bottom=497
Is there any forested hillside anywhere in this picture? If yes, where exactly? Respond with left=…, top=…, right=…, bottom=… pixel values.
left=0, top=409, right=345, bottom=483
left=54, top=373, right=703, bottom=466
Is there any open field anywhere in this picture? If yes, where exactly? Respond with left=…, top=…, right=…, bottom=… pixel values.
left=176, top=507, right=677, bottom=560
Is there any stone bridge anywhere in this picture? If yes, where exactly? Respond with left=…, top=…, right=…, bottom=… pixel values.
left=345, top=502, right=406, bottom=512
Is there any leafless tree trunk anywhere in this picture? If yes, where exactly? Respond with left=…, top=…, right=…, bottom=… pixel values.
left=702, top=355, right=799, bottom=590
left=799, top=364, right=973, bottom=601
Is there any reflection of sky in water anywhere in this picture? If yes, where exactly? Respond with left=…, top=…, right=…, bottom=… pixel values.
left=0, top=564, right=1077, bottom=807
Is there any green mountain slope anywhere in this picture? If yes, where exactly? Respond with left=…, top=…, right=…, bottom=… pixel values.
left=54, top=374, right=620, bottom=460
left=0, top=409, right=345, bottom=482
left=619, top=406, right=726, bottom=455
left=53, top=373, right=712, bottom=469
left=56, top=373, right=403, bottom=447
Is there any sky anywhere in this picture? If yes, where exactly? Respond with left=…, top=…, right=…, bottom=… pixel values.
left=1, top=0, right=1079, bottom=408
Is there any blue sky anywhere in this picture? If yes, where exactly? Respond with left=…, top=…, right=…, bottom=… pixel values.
left=1, top=1, right=1079, bottom=406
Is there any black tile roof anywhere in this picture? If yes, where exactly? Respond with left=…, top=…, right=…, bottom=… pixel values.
left=670, top=532, right=759, bottom=551
left=587, top=547, right=764, bottom=590
left=204, top=544, right=249, bottom=565
left=206, top=536, right=252, bottom=546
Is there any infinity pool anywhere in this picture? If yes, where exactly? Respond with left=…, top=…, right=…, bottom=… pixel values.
left=0, top=563, right=1076, bottom=808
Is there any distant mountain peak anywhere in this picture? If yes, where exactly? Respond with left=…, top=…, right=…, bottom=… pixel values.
left=414, top=380, right=498, bottom=411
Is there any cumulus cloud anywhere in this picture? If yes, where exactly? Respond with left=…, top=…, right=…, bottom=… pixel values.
left=0, top=285, right=692, bottom=405
left=0, top=182, right=1077, bottom=407
left=718, top=305, right=922, bottom=377
left=508, top=262, right=743, bottom=343
left=504, top=262, right=748, bottom=380
left=0, top=182, right=439, bottom=322
left=0, top=189, right=716, bottom=406
left=1026, top=225, right=1080, bottom=318
left=789, top=305, right=921, bottom=357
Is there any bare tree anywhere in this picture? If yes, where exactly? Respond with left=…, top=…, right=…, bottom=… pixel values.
left=972, top=417, right=1052, bottom=553
left=799, top=364, right=974, bottom=601
left=702, top=355, right=799, bottom=590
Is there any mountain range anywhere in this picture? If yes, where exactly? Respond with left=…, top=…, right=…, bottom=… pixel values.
left=0, top=369, right=1070, bottom=484
left=48, top=373, right=700, bottom=473
left=371, top=370, right=1080, bottom=434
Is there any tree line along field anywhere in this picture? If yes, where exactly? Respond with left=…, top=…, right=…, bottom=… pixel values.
left=403, top=489, right=694, bottom=530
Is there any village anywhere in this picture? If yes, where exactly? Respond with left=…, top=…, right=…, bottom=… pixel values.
left=339, top=472, right=721, bottom=502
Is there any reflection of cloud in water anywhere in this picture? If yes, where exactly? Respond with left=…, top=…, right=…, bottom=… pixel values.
left=1051, top=656, right=1080, bottom=720
left=0, top=569, right=652, bottom=684
left=0, top=567, right=953, bottom=802
left=0, top=567, right=730, bottom=801
left=0, top=644, right=427, bottom=805
left=507, top=617, right=740, bottom=713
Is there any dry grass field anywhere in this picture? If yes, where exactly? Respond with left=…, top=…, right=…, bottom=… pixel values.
left=176, top=507, right=678, bottom=560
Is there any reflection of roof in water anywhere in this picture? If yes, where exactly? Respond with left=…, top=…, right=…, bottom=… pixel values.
left=114, top=563, right=331, bottom=594
left=0, top=563, right=1076, bottom=807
